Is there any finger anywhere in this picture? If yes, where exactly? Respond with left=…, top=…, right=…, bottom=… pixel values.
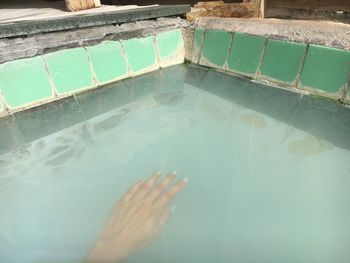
left=120, top=180, right=143, bottom=203
left=147, top=171, right=177, bottom=202
left=155, top=178, right=187, bottom=208
left=132, top=171, right=162, bottom=201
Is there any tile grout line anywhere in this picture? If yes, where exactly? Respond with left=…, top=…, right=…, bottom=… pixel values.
left=152, top=33, right=163, bottom=91
left=224, top=32, right=235, bottom=72
left=188, top=28, right=196, bottom=64
left=41, top=55, right=58, bottom=98
left=115, top=42, right=132, bottom=82
left=120, top=40, right=133, bottom=77
left=0, top=89, right=9, bottom=114
left=153, top=34, right=162, bottom=68
left=0, top=67, right=9, bottom=112
left=255, top=37, right=269, bottom=81
left=294, top=44, right=309, bottom=90
left=83, top=46, right=99, bottom=88
left=197, top=28, right=206, bottom=65
left=341, top=68, right=350, bottom=102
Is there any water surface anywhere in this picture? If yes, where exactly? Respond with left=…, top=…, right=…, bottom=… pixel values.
left=0, top=65, right=350, bottom=263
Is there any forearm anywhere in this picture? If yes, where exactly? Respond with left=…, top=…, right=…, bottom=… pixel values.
left=83, top=239, right=129, bottom=263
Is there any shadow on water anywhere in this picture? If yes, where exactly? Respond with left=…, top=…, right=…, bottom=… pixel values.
left=0, top=64, right=349, bottom=155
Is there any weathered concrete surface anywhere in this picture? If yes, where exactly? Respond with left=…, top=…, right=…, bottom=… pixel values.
left=0, top=5, right=190, bottom=39
left=177, top=19, right=194, bottom=61
left=0, top=18, right=185, bottom=64
left=196, top=17, right=350, bottom=50
left=186, top=7, right=208, bottom=21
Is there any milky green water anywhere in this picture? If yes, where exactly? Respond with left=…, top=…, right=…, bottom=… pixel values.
left=0, top=65, right=350, bottom=263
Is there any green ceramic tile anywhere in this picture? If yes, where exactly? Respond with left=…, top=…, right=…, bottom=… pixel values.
left=299, top=45, right=350, bottom=93
left=192, top=28, right=205, bottom=63
left=227, top=33, right=266, bottom=75
left=157, top=29, right=183, bottom=59
left=86, top=41, right=128, bottom=84
left=194, top=28, right=204, bottom=49
left=200, top=30, right=232, bottom=68
left=123, top=36, right=158, bottom=76
left=260, top=39, right=307, bottom=84
left=44, top=47, right=93, bottom=94
left=0, top=56, right=53, bottom=108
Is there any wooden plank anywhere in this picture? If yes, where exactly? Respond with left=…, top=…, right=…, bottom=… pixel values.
left=267, top=0, right=350, bottom=12
left=259, top=0, right=265, bottom=18
left=65, top=0, right=101, bottom=12
left=265, top=7, right=350, bottom=23
left=245, top=0, right=263, bottom=17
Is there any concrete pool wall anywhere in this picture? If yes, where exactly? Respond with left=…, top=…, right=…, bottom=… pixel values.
left=0, top=17, right=349, bottom=117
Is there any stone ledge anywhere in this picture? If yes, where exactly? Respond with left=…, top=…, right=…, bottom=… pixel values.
left=196, top=17, right=350, bottom=51
left=0, top=5, right=190, bottom=39
left=0, top=18, right=185, bottom=64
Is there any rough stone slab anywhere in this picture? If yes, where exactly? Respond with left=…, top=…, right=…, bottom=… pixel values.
left=0, top=5, right=191, bottom=39
left=194, top=1, right=256, bottom=18
left=186, top=7, right=208, bottom=21
left=196, top=17, right=350, bottom=51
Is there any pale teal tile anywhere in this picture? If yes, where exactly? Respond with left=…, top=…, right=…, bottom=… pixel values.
left=44, top=48, right=93, bottom=94
left=156, top=29, right=184, bottom=67
left=122, top=36, right=158, bottom=76
left=0, top=56, right=53, bottom=108
left=86, top=41, right=129, bottom=85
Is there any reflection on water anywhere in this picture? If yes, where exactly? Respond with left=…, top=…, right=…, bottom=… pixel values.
left=0, top=65, right=350, bottom=263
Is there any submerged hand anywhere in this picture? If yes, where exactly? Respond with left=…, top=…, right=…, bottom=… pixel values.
left=85, top=171, right=187, bottom=263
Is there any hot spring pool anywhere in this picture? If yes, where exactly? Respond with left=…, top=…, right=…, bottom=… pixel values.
left=0, top=65, right=350, bottom=263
